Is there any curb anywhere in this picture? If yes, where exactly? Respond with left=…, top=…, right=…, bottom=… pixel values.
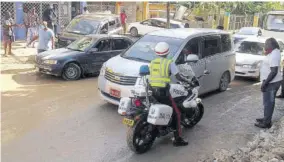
left=1, top=66, right=35, bottom=74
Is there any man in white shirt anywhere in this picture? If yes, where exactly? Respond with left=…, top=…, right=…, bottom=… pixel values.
left=256, top=38, right=282, bottom=128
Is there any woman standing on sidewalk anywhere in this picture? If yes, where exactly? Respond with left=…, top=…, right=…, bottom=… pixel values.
left=255, top=38, right=282, bottom=128
left=2, top=11, right=18, bottom=57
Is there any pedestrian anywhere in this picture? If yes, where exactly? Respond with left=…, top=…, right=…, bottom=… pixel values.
left=120, top=9, right=127, bottom=34
left=52, top=4, right=58, bottom=38
left=276, top=58, right=284, bottom=98
left=27, top=21, right=55, bottom=54
left=43, top=5, right=55, bottom=31
left=26, top=7, right=39, bottom=48
left=23, top=6, right=29, bottom=37
left=83, top=7, right=89, bottom=14
left=184, top=23, right=189, bottom=28
left=2, top=11, right=19, bottom=56
left=255, top=38, right=282, bottom=128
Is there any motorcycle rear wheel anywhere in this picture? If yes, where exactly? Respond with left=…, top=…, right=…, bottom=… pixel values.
left=182, top=103, right=204, bottom=128
left=127, top=120, right=157, bottom=154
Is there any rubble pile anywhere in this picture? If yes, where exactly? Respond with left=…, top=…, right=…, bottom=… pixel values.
left=201, top=117, right=284, bottom=162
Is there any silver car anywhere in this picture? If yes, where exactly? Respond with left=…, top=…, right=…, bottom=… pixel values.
left=98, top=28, right=236, bottom=105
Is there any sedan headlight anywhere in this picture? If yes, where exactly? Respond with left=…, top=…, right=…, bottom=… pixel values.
left=43, top=60, right=58, bottom=65
left=100, top=63, right=106, bottom=76
left=242, top=65, right=252, bottom=68
left=251, top=61, right=261, bottom=69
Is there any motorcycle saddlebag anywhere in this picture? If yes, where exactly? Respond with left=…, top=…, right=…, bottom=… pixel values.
left=147, top=104, right=173, bottom=125
left=118, top=97, right=132, bottom=115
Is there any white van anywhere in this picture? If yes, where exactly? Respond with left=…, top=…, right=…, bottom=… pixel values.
left=98, top=28, right=236, bottom=105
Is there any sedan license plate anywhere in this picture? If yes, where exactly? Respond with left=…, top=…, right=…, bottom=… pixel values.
left=122, top=118, right=134, bottom=127
left=110, top=89, right=121, bottom=98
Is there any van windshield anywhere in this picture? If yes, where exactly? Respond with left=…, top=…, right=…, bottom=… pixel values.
left=236, top=41, right=264, bottom=55
left=121, top=35, right=184, bottom=62
left=66, top=18, right=100, bottom=35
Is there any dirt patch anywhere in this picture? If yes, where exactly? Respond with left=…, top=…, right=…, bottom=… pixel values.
left=199, top=117, right=284, bottom=162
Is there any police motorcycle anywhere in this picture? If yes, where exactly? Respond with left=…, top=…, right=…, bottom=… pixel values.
left=118, top=55, right=208, bottom=154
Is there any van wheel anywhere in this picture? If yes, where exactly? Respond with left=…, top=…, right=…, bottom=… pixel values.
left=62, top=63, right=82, bottom=81
left=219, top=72, right=230, bottom=91
left=130, top=27, right=138, bottom=37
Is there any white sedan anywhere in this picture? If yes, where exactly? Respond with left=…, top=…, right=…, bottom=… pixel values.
left=233, top=27, right=262, bottom=44
left=128, top=18, right=185, bottom=37
left=235, top=37, right=284, bottom=80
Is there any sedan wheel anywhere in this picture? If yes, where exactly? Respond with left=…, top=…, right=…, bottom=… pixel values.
left=62, top=63, right=81, bottom=81
left=130, top=27, right=138, bottom=37
left=219, top=72, right=230, bottom=91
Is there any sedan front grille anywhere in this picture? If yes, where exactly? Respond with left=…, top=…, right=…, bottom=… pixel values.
left=105, top=71, right=137, bottom=86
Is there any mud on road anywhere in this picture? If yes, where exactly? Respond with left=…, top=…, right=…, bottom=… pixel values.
left=1, top=71, right=284, bottom=162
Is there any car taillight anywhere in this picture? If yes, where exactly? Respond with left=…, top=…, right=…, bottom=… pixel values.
left=133, top=99, right=142, bottom=107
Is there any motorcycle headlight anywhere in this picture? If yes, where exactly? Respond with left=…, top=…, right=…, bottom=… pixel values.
left=100, top=63, right=106, bottom=76
left=43, top=60, right=58, bottom=64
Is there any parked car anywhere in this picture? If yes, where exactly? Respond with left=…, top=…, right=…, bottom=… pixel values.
left=233, top=27, right=262, bottom=44
left=36, top=34, right=133, bottom=80
left=128, top=18, right=185, bottom=37
left=98, top=28, right=236, bottom=105
left=57, top=13, right=123, bottom=48
left=235, top=37, right=284, bottom=80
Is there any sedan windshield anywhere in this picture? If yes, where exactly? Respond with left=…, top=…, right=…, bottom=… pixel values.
left=238, top=28, right=258, bottom=35
left=121, top=35, right=184, bottom=62
left=236, top=41, right=264, bottom=55
left=67, top=37, right=95, bottom=52
left=66, top=18, right=100, bottom=35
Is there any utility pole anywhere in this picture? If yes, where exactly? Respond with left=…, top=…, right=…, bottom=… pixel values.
left=166, top=2, right=170, bottom=29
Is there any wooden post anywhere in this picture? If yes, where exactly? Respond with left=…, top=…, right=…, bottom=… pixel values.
left=166, top=2, right=170, bottom=29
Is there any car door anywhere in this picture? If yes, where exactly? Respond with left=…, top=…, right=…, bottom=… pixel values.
left=87, top=38, right=112, bottom=72
left=200, top=35, right=223, bottom=93
left=174, top=37, right=206, bottom=94
left=138, top=19, right=157, bottom=35
left=110, top=38, right=132, bottom=57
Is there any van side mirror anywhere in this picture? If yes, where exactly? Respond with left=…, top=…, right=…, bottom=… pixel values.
left=186, top=54, right=199, bottom=63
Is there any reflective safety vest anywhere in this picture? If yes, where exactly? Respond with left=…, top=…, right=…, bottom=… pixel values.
left=149, top=57, right=172, bottom=88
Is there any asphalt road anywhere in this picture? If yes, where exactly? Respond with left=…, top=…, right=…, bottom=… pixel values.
left=2, top=71, right=284, bottom=162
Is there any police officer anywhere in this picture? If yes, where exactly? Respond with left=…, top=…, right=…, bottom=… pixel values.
left=149, top=42, right=193, bottom=146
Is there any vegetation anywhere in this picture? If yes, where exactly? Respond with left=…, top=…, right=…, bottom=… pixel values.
left=177, top=2, right=284, bottom=15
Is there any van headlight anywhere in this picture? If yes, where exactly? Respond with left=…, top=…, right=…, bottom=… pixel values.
left=100, top=63, right=106, bottom=76
left=43, top=60, right=58, bottom=64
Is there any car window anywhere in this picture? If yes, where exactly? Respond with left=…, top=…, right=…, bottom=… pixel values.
left=141, top=19, right=153, bottom=26
left=108, top=19, right=116, bottom=30
left=151, top=20, right=166, bottom=28
left=202, top=36, right=221, bottom=58
left=170, top=23, right=181, bottom=29
left=236, top=41, right=264, bottom=55
left=121, top=35, right=184, bottom=62
left=221, top=34, right=232, bottom=52
left=112, top=39, right=131, bottom=50
left=115, top=17, right=121, bottom=27
left=95, top=39, right=111, bottom=52
left=100, top=23, right=108, bottom=34
left=66, top=19, right=100, bottom=35
left=67, top=37, right=95, bottom=52
left=176, top=37, right=201, bottom=64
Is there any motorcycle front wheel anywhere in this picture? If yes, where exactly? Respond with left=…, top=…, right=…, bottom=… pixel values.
left=127, top=120, right=157, bottom=154
left=182, top=103, right=204, bottom=128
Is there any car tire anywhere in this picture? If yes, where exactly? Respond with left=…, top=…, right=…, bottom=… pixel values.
left=130, top=27, right=138, bottom=37
left=219, top=71, right=230, bottom=92
left=62, top=63, right=82, bottom=81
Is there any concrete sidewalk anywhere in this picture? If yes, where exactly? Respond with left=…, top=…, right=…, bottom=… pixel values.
left=1, top=41, right=37, bottom=74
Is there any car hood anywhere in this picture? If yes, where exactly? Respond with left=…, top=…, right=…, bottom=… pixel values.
left=59, top=31, right=85, bottom=41
left=236, top=52, right=265, bottom=65
left=105, top=55, right=148, bottom=76
left=38, top=48, right=84, bottom=60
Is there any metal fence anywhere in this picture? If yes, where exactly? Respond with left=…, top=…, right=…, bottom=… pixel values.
left=1, top=2, right=15, bottom=21
left=229, top=15, right=254, bottom=30
left=86, top=2, right=116, bottom=14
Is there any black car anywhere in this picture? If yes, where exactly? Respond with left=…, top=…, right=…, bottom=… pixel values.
left=57, top=13, right=123, bottom=48
left=36, top=34, right=133, bottom=80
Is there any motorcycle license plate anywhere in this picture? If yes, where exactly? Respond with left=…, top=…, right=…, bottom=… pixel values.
left=122, top=118, right=134, bottom=127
